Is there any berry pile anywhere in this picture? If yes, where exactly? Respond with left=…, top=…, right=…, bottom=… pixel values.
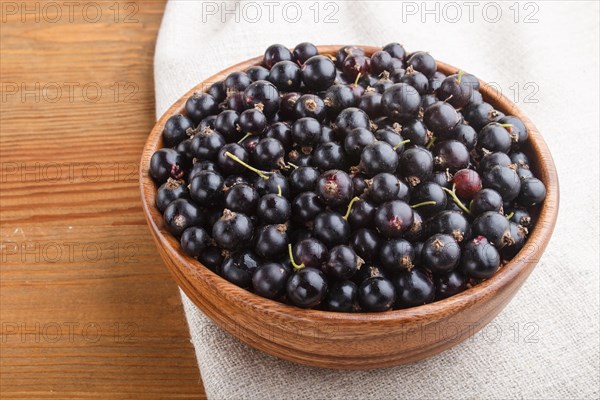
left=150, top=43, right=546, bottom=312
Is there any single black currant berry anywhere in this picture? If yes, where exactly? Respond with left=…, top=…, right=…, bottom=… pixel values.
left=429, top=210, right=471, bottom=243
left=324, top=84, right=357, bottom=117
left=291, top=191, right=324, bottom=223
left=394, top=269, right=435, bottom=308
left=482, top=165, right=521, bottom=202
left=464, top=102, right=504, bottom=131
left=436, top=73, right=473, bottom=108
left=313, top=211, right=351, bottom=248
left=180, top=226, right=210, bottom=258
left=265, top=122, right=293, bottom=150
left=252, top=262, right=291, bottom=299
left=163, top=115, right=195, bottom=148
left=406, top=51, right=437, bottom=78
left=347, top=199, right=376, bottom=229
left=350, top=228, right=381, bottom=262
left=163, top=199, right=204, bottom=237
left=198, top=246, right=223, bottom=272
left=370, top=50, right=394, bottom=74
left=400, top=69, right=429, bottom=95
left=294, top=94, right=326, bottom=121
left=289, top=166, right=319, bottom=193
left=293, top=42, right=319, bottom=65
left=335, top=107, right=370, bottom=137
left=433, top=140, right=470, bottom=172
left=360, top=141, right=399, bottom=176
left=374, top=127, right=407, bottom=155
left=312, top=142, right=348, bottom=171
left=508, top=207, right=532, bottom=228
left=224, top=183, right=259, bottom=214
left=255, top=224, right=288, bottom=260
left=422, top=233, right=461, bottom=273
left=214, top=110, right=241, bottom=141
left=479, top=151, right=511, bottom=173
left=449, top=123, right=477, bottom=150
left=316, top=169, right=354, bottom=207
left=358, top=91, right=383, bottom=118
left=189, top=170, right=224, bottom=207
left=410, top=181, right=448, bottom=218
left=453, top=168, right=482, bottom=200
left=252, top=138, right=285, bottom=170
left=221, top=250, right=260, bottom=289
left=223, top=71, right=252, bottom=93
left=238, top=108, right=267, bottom=134
left=358, top=277, right=396, bottom=312
left=435, top=269, right=468, bottom=299
left=301, top=55, right=336, bottom=91
left=374, top=200, right=414, bottom=238
left=268, top=60, right=302, bottom=91
left=212, top=209, right=254, bottom=250
left=185, top=93, right=218, bottom=124
left=398, top=146, right=434, bottom=186
left=292, top=238, right=328, bottom=269
left=424, top=101, right=461, bottom=136
left=246, top=66, right=270, bottom=81
left=400, top=119, right=430, bottom=147
left=323, top=280, right=357, bottom=312
left=323, top=245, right=363, bottom=280
left=460, top=236, right=500, bottom=279
left=381, top=83, right=422, bottom=121
left=256, top=193, right=291, bottom=224
left=478, top=122, right=513, bottom=153
left=500, top=116, right=529, bottom=148
left=472, top=211, right=511, bottom=248
left=286, top=267, right=328, bottom=308
left=150, top=148, right=185, bottom=184
left=207, top=81, right=226, bottom=103
left=244, top=80, right=280, bottom=116
left=156, top=178, right=189, bottom=212
left=263, top=44, right=293, bottom=68
left=380, top=239, right=415, bottom=271
left=502, top=222, right=528, bottom=259
left=469, top=188, right=504, bottom=215
left=383, top=42, right=406, bottom=61
left=217, top=143, right=249, bottom=175
left=254, top=172, right=290, bottom=197
left=335, top=45, right=366, bottom=67
left=191, top=129, right=226, bottom=161
left=517, top=177, right=546, bottom=207
left=291, top=117, right=322, bottom=146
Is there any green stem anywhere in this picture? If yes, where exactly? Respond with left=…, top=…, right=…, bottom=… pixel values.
left=277, top=185, right=282, bottom=197
left=287, top=162, right=299, bottom=169
left=411, top=201, right=437, bottom=209
left=442, top=184, right=472, bottom=216
left=426, top=136, right=436, bottom=149
left=225, top=151, right=269, bottom=180
left=237, top=132, right=252, bottom=143
left=456, top=69, right=465, bottom=85
left=354, top=72, right=362, bottom=86
left=506, top=212, right=514, bottom=220
left=343, top=196, right=361, bottom=220
left=393, top=139, right=411, bottom=151
left=288, top=243, right=304, bottom=270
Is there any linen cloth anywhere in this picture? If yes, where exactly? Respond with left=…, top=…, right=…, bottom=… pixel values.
left=154, top=1, right=600, bottom=398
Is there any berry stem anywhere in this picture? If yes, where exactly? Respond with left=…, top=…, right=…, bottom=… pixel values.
left=442, top=184, right=472, bottom=216
left=354, top=72, right=362, bottom=86
left=237, top=132, right=252, bottom=144
left=288, top=243, right=305, bottom=270
left=287, top=162, right=299, bottom=169
left=456, top=70, right=464, bottom=85
left=277, top=185, right=282, bottom=197
left=426, top=136, right=436, bottom=149
left=225, top=151, right=270, bottom=180
left=505, top=211, right=514, bottom=220
left=411, top=200, right=437, bottom=209
left=342, top=196, right=361, bottom=220
left=392, top=139, right=411, bottom=151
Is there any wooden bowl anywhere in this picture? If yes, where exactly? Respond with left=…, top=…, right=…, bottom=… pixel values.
left=140, top=46, right=559, bottom=370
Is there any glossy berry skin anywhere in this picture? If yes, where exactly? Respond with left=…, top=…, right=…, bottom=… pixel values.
left=374, top=200, right=414, bottom=238
left=430, top=170, right=452, bottom=189
left=404, top=210, right=426, bottom=242
left=224, top=183, right=259, bottom=214
left=263, top=44, right=293, bottom=68
left=324, top=84, right=357, bottom=117
left=472, top=211, right=510, bottom=248
left=324, top=245, right=362, bottom=280
left=316, top=170, right=354, bottom=207
left=358, top=277, right=396, bottom=312
left=286, top=267, right=328, bottom=308
left=370, top=50, right=394, bottom=74
left=406, top=51, right=437, bottom=78
left=436, top=74, right=473, bottom=108
left=422, top=233, right=461, bottom=273
left=217, top=143, right=249, bottom=175
left=265, top=122, right=292, bottom=150
left=212, top=210, right=254, bottom=250
left=244, top=80, right=280, bottom=116
left=246, top=66, right=270, bottom=81
left=313, top=211, right=351, bottom=248
left=256, top=193, right=291, bottom=224
left=268, top=61, right=302, bottom=91
left=517, top=178, right=546, bottom=207
left=398, top=146, right=434, bottom=187
left=223, top=71, right=252, bottom=93
left=163, top=199, right=204, bottom=237
left=291, top=117, right=321, bottom=146
left=502, top=222, right=527, bottom=259
left=460, top=236, right=500, bottom=279
left=400, top=70, right=429, bottom=95
left=156, top=179, right=188, bottom=212
left=394, top=269, right=435, bottom=309
left=189, top=170, right=224, bottom=207
left=335, top=45, right=366, bottom=67
left=294, top=94, right=326, bottom=121
left=382, top=42, right=406, bottom=61
left=185, top=93, right=218, bottom=124
left=429, top=210, right=471, bottom=244
left=382, top=83, right=421, bottom=121
left=292, top=238, right=328, bottom=269
left=411, top=181, right=448, bottom=218
left=380, top=239, right=414, bottom=271
left=207, top=81, right=226, bottom=102
left=252, top=138, right=285, bottom=169
left=150, top=148, right=185, bottom=184
left=238, top=108, right=267, bottom=134
left=482, top=165, right=521, bottom=202
left=400, top=119, right=429, bottom=146
left=291, top=192, right=324, bottom=223
left=180, top=227, right=209, bottom=258
left=360, top=141, right=399, bottom=176
left=335, top=107, right=370, bottom=137
left=424, top=101, right=461, bottom=136
left=464, top=102, right=504, bottom=131
left=342, top=55, right=371, bottom=80
left=252, top=262, right=291, bottom=299
left=301, top=55, right=336, bottom=91
left=163, top=114, right=194, bottom=147
left=344, top=127, right=375, bottom=162
left=435, top=270, right=468, bottom=299
left=479, top=122, right=512, bottom=153
left=191, top=130, right=226, bottom=161
left=324, top=280, right=357, bottom=312
left=433, top=140, right=470, bottom=172
left=221, top=251, right=260, bottom=289
left=358, top=91, right=383, bottom=118
left=198, top=246, right=223, bottom=272
left=369, top=173, right=404, bottom=204
left=347, top=199, right=376, bottom=229
left=449, top=123, right=477, bottom=150
left=509, top=207, right=532, bottom=228
left=293, top=42, right=318, bottom=65
left=453, top=169, right=482, bottom=200
left=289, top=166, right=319, bottom=193
left=312, top=142, right=347, bottom=171
left=499, top=115, right=528, bottom=147
left=255, top=224, right=288, bottom=259
left=350, top=228, right=382, bottom=263
left=374, top=128, right=406, bottom=155
left=214, top=110, right=241, bottom=141
left=479, top=152, right=512, bottom=174
left=469, top=188, right=504, bottom=215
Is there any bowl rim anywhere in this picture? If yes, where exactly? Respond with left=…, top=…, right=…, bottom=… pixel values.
left=139, top=45, right=559, bottom=325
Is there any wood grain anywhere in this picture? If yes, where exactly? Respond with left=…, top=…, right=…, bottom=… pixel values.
left=0, top=1, right=205, bottom=398
left=140, top=46, right=559, bottom=370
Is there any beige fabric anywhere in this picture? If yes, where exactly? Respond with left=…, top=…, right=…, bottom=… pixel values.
left=154, top=1, right=600, bottom=398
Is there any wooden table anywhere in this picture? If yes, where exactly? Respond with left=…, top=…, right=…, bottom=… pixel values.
left=0, top=1, right=206, bottom=398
